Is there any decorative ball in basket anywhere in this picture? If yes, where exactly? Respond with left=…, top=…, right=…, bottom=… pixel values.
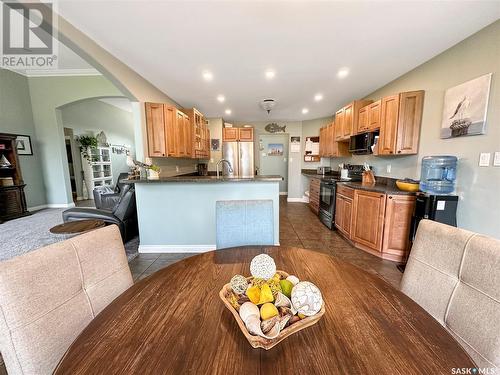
left=219, top=254, right=325, bottom=349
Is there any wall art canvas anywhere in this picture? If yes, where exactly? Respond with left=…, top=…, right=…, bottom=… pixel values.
left=267, top=143, right=283, bottom=156
left=211, top=139, right=220, bottom=151
left=16, top=135, right=33, bottom=155
left=440, top=73, right=492, bottom=138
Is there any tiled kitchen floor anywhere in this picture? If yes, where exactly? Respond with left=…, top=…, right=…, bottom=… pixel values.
left=129, top=198, right=403, bottom=288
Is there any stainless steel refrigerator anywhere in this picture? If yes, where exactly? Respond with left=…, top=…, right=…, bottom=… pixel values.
left=222, top=141, right=254, bottom=177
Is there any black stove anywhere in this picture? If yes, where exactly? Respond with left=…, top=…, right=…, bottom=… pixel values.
left=318, top=164, right=365, bottom=230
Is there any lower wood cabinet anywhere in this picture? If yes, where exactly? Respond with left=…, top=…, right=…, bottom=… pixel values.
left=309, top=178, right=320, bottom=214
left=337, top=186, right=416, bottom=262
left=351, top=190, right=386, bottom=252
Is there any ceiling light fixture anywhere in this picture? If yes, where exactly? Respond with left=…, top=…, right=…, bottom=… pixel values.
left=217, top=95, right=225, bottom=103
left=314, top=94, right=323, bottom=102
left=302, top=108, right=309, bottom=114
left=202, top=71, right=213, bottom=81
left=265, top=70, right=276, bottom=79
left=225, top=109, right=232, bottom=115
left=260, top=99, right=277, bottom=114
left=337, top=68, right=349, bottom=79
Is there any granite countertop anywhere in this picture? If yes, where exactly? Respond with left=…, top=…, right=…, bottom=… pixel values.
left=337, top=180, right=416, bottom=196
left=301, top=169, right=340, bottom=181
left=122, top=175, right=283, bottom=183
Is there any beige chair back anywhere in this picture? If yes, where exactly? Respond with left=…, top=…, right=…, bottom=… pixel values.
left=401, top=220, right=500, bottom=370
left=0, top=225, right=133, bottom=374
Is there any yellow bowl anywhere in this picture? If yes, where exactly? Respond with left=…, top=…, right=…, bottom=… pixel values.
left=396, top=180, right=420, bottom=192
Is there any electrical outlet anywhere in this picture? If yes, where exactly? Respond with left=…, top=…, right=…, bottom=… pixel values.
left=479, top=153, right=490, bottom=167
left=210, top=158, right=214, bottom=163
left=386, top=164, right=391, bottom=174
left=494, top=152, right=500, bottom=167
left=175, top=165, right=180, bottom=172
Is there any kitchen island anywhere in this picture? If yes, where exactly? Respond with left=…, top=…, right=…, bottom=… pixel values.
left=125, top=175, right=283, bottom=252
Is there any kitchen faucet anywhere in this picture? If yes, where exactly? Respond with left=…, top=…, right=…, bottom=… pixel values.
left=216, top=159, right=233, bottom=178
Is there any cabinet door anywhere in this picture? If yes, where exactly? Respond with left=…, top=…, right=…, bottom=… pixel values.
left=223, top=128, right=239, bottom=142
left=342, top=104, right=353, bottom=138
left=326, top=124, right=335, bottom=156
left=395, top=91, right=424, bottom=155
left=164, top=105, right=177, bottom=157
left=378, top=95, right=400, bottom=155
left=319, top=127, right=326, bottom=156
left=351, top=190, right=386, bottom=251
left=145, top=103, right=166, bottom=157
left=342, top=197, right=353, bottom=237
left=335, top=195, right=344, bottom=232
left=238, top=128, right=254, bottom=141
left=175, top=111, right=186, bottom=157
left=368, top=99, right=382, bottom=130
left=382, top=195, right=416, bottom=256
left=335, top=109, right=344, bottom=141
left=309, top=178, right=320, bottom=214
left=357, top=105, right=369, bottom=133
left=184, top=114, right=193, bottom=158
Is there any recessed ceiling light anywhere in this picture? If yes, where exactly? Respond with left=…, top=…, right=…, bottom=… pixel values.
left=337, top=68, right=349, bottom=79
left=302, top=108, right=309, bottom=114
left=217, top=95, right=225, bottom=103
left=265, top=70, right=276, bottom=79
left=202, top=71, right=213, bottom=81
left=314, top=94, right=323, bottom=102
left=225, top=109, right=232, bottom=115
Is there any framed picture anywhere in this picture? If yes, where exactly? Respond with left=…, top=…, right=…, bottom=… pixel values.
left=16, top=135, right=33, bottom=155
left=290, top=136, right=301, bottom=153
left=440, top=73, right=492, bottom=138
left=211, top=139, right=220, bottom=151
left=267, top=143, right=283, bottom=156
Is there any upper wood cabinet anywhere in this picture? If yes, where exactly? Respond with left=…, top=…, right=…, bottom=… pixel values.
left=182, top=108, right=210, bottom=159
left=357, top=105, right=369, bottom=133
left=319, top=122, right=349, bottom=158
left=351, top=190, right=386, bottom=252
left=367, top=99, right=382, bottom=131
left=164, top=106, right=177, bottom=157
left=145, top=103, right=167, bottom=157
left=335, top=100, right=372, bottom=140
left=222, top=127, right=254, bottom=142
left=378, top=91, right=424, bottom=155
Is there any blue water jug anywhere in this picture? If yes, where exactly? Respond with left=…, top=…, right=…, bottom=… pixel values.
left=420, top=156, right=457, bottom=194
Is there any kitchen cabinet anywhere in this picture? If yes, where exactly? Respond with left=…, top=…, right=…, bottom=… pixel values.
left=335, top=100, right=372, bottom=141
left=351, top=190, right=386, bottom=252
left=378, top=91, right=424, bottom=155
left=175, top=110, right=190, bottom=157
left=335, top=185, right=354, bottom=237
left=367, top=99, right=382, bottom=131
left=382, top=194, right=416, bottom=257
left=319, top=122, right=350, bottom=157
left=309, top=178, right=320, bottom=214
left=145, top=103, right=167, bottom=157
left=182, top=108, right=210, bottom=159
left=357, top=105, right=369, bottom=133
left=164, top=106, right=177, bottom=157
left=223, top=127, right=253, bottom=142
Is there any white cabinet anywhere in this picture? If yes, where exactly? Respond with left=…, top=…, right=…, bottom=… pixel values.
left=82, top=146, right=113, bottom=198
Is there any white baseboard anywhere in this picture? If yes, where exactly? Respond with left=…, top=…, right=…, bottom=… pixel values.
left=287, top=196, right=309, bottom=203
left=28, top=202, right=75, bottom=211
left=139, top=244, right=216, bottom=253
left=279, top=192, right=288, bottom=196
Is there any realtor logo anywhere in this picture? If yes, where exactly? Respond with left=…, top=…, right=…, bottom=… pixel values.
left=1, top=2, right=58, bottom=69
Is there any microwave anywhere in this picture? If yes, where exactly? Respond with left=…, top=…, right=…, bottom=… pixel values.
left=349, top=132, right=378, bottom=155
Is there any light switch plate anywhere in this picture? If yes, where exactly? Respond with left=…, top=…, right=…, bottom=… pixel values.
left=479, top=153, right=490, bottom=167
left=386, top=164, right=391, bottom=173
left=494, top=152, right=500, bottom=167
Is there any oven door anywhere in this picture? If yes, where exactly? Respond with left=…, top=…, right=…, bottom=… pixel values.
left=319, top=182, right=335, bottom=211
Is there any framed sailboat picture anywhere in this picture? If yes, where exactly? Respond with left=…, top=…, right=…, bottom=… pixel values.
left=440, top=73, right=492, bottom=138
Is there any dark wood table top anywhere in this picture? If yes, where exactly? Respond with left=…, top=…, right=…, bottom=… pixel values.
left=49, top=219, right=106, bottom=234
left=55, top=247, right=474, bottom=374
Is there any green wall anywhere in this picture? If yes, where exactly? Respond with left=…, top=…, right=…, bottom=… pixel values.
left=27, top=75, right=124, bottom=205
left=0, top=69, right=46, bottom=208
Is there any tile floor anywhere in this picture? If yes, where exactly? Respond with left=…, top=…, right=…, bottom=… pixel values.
left=129, top=198, right=403, bottom=288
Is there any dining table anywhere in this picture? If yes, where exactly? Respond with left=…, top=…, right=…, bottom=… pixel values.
left=54, top=246, right=475, bottom=374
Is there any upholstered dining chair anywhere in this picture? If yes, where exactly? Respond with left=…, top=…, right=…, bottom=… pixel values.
left=0, top=225, right=133, bottom=375
left=401, top=219, right=500, bottom=371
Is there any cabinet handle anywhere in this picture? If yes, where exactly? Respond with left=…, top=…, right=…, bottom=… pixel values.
left=389, top=196, right=393, bottom=199
left=389, top=151, right=393, bottom=154
left=397, top=150, right=402, bottom=154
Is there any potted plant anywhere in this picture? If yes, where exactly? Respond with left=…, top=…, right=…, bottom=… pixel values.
left=76, top=135, right=98, bottom=164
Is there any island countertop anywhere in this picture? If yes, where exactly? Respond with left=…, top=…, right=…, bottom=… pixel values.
left=122, top=175, right=283, bottom=184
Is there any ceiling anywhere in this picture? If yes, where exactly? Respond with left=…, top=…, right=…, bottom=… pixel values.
left=57, top=1, right=500, bottom=121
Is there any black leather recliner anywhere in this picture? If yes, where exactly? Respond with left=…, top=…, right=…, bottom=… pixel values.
left=93, top=172, right=130, bottom=210
left=63, top=184, right=138, bottom=241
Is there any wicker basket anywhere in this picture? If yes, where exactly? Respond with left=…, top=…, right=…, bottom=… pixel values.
left=219, top=270, right=325, bottom=350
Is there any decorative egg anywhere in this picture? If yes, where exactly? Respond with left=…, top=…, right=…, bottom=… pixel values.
left=239, top=302, right=260, bottom=323
left=286, top=275, right=300, bottom=286
left=250, top=254, right=276, bottom=280
left=230, top=274, right=248, bottom=294
left=291, top=281, right=323, bottom=316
